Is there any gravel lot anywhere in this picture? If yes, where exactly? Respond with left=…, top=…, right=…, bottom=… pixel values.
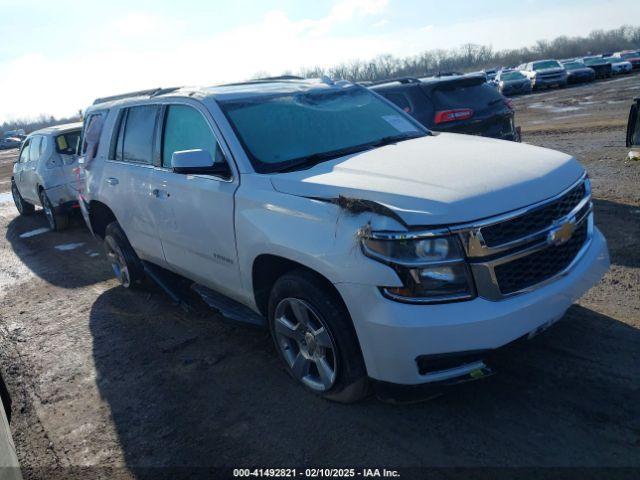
left=1, top=74, right=639, bottom=479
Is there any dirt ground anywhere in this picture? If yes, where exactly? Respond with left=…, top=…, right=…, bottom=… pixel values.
left=0, top=74, right=639, bottom=479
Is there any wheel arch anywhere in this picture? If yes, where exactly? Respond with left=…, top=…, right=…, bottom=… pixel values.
left=251, top=253, right=349, bottom=319
left=88, top=200, right=118, bottom=239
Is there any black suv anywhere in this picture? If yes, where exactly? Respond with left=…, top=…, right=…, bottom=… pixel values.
left=370, top=74, right=520, bottom=141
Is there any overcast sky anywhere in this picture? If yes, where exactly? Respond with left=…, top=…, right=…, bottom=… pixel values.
left=0, top=0, right=638, bottom=122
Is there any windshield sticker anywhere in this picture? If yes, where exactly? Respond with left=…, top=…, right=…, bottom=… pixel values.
left=382, top=115, right=419, bottom=133
left=56, top=136, right=68, bottom=150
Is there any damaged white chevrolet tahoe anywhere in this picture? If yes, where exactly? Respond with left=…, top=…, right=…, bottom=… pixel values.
left=79, top=78, right=610, bottom=402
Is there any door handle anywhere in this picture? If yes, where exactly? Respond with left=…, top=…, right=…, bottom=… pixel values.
left=106, top=177, right=119, bottom=186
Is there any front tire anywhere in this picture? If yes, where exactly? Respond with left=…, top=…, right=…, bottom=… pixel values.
left=39, top=189, right=69, bottom=231
left=268, top=269, right=370, bottom=403
left=104, top=222, right=144, bottom=289
left=11, top=180, right=34, bottom=216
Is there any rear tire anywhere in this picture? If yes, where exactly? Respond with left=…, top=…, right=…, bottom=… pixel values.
left=104, top=222, right=144, bottom=289
left=39, top=189, right=69, bottom=231
left=268, top=269, right=370, bottom=403
left=11, top=180, right=34, bottom=216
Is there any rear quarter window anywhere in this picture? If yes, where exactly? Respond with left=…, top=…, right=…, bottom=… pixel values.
left=56, top=131, right=80, bottom=155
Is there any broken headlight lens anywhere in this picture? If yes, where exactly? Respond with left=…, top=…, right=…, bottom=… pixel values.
left=362, top=235, right=475, bottom=303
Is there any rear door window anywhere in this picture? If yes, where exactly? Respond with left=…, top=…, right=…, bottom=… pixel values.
left=161, top=105, right=224, bottom=168
left=381, top=93, right=412, bottom=113
left=56, top=131, right=80, bottom=154
left=119, top=105, right=159, bottom=164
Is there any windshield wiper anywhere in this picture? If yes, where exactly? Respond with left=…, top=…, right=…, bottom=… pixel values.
left=363, top=132, right=426, bottom=149
left=274, top=132, right=426, bottom=173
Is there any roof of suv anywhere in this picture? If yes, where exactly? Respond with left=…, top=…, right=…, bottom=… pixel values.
left=370, top=72, right=487, bottom=91
left=30, top=122, right=82, bottom=136
left=89, top=78, right=356, bottom=110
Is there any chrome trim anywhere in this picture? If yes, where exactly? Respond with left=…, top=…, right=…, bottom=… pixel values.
left=381, top=287, right=475, bottom=304
left=363, top=172, right=591, bottom=303
left=471, top=211, right=593, bottom=301
left=453, top=172, right=589, bottom=258
left=365, top=227, right=450, bottom=241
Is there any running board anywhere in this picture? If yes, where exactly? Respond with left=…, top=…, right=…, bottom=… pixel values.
left=192, top=284, right=267, bottom=329
left=141, top=261, right=193, bottom=312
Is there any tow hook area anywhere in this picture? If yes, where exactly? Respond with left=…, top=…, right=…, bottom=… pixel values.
left=372, top=364, right=494, bottom=404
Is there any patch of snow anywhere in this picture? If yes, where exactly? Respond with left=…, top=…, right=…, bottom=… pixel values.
left=54, top=242, right=85, bottom=251
left=0, top=192, right=13, bottom=203
left=19, top=227, right=50, bottom=238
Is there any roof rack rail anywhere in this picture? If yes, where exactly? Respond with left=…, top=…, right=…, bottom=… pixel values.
left=371, top=77, right=421, bottom=86
left=93, top=88, right=162, bottom=105
left=219, top=75, right=306, bottom=87
left=255, top=75, right=305, bottom=81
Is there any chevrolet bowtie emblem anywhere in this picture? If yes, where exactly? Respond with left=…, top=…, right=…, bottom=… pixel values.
left=547, top=219, right=576, bottom=246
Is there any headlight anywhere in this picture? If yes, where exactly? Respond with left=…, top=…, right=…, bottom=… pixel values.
left=362, top=234, right=476, bottom=303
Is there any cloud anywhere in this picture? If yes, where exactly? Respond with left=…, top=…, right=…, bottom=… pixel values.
left=0, top=1, right=393, bottom=121
left=372, top=19, right=389, bottom=28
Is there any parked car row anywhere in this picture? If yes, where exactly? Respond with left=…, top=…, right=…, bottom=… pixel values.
left=9, top=77, right=610, bottom=403
left=480, top=49, right=640, bottom=96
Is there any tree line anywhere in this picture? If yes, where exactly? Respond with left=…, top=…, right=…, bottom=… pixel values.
left=1, top=113, right=81, bottom=138
left=297, top=25, right=640, bottom=82
left=3, top=25, right=639, bottom=136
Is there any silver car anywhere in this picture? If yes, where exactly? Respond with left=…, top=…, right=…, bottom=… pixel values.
left=11, top=122, right=82, bottom=231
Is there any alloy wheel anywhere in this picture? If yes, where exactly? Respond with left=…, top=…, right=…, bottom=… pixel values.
left=273, top=297, right=338, bottom=392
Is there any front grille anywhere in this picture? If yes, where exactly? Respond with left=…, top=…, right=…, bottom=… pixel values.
left=481, top=182, right=586, bottom=247
left=494, top=220, right=588, bottom=295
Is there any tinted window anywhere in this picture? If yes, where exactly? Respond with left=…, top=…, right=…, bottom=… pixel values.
left=19, top=139, right=31, bottom=163
left=533, top=60, right=561, bottom=70
left=29, top=136, right=41, bottom=162
left=122, top=105, right=158, bottom=164
left=632, top=104, right=640, bottom=146
left=56, top=131, right=80, bottom=154
left=162, top=105, right=222, bottom=168
left=81, top=112, right=105, bottom=155
left=431, top=82, right=503, bottom=111
left=381, top=93, right=412, bottom=113
left=500, top=71, right=525, bottom=80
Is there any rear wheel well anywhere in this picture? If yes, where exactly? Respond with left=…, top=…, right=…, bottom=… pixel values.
left=252, top=255, right=345, bottom=317
left=89, top=201, right=117, bottom=239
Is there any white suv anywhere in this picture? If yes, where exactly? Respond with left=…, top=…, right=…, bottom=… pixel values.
left=79, top=79, right=609, bottom=402
left=12, top=122, right=82, bottom=231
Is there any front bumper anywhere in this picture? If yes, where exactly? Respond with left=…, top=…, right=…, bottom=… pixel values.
left=335, top=227, right=609, bottom=385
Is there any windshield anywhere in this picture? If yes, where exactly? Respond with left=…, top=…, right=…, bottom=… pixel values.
left=500, top=71, right=525, bottom=80
left=583, top=57, right=604, bottom=65
left=533, top=60, right=561, bottom=70
left=219, top=86, right=427, bottom=173
left=621, top=52, right=640, bottom=59
left=563, top=62, right=583, bottom=70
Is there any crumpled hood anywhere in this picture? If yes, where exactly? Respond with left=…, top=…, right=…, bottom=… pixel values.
left=270, top=133, right=584, bottom=226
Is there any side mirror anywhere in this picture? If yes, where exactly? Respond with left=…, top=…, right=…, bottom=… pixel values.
left=627, top=101, right=640, bottom=148
left=171, top=149, right=231, bottom=177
